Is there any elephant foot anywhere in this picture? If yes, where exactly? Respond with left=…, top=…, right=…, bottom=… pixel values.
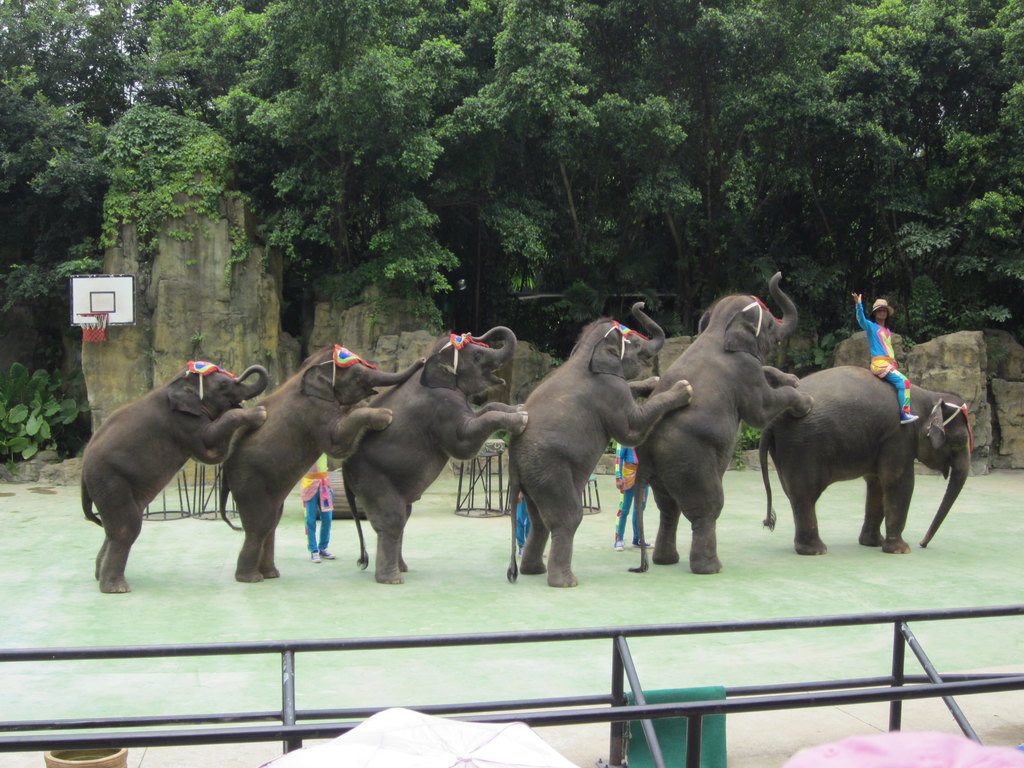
left=547, top=572, right=578, bottom=588
left=375, top=570, right=405, bottom=585
left=235, top=570, right=265, bottom=583
left=399, top=559, right=409, bottom=573
left=795, top=538, right=828, bottom=555
left=652, top=547, right=680, bottom=566
left=689, top=554, right=722, bottom=575
left=882, top=538, right=911, bottom=554
left=858, top=532, right=883, bottom=547
left=260, top=567, right=280, bottom=579
left=99, top=578, right=131, bottom=594
left=519, top=558, right=546, bottom=576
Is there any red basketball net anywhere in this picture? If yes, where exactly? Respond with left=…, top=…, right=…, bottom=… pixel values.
left=81, top=312, right=110, bottom=342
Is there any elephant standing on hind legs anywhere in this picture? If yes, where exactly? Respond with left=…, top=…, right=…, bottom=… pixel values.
left=343, top=327, right=528, bottom=584
left=636, top=272, right=814, bottom=575
left=759, top=366, right=973, bottom=556
left=507, top=303, right=693, bottom=588
left=219, top=346, right=424, bottom=583
left=81, top=361, right=269, bottom=593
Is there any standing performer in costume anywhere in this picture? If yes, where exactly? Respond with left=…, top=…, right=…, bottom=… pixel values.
left=613, top=441, right=650, bottom=550
left=301, top=454, right=335, bottom=562
left=853, top=293, right=918, bottom=424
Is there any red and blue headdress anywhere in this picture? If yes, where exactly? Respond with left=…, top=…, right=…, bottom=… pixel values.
left=186, top=361, right=235, bottom=400
left=440, top=333, right=489, bottom=372
left=603, top=322, right=649, bottom=359
left=322, top=345, right=376, bottom=386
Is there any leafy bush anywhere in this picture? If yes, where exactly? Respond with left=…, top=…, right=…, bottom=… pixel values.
left=0, top=364, right=90, bottom=465
left=733, top=423, right=762, bottom=469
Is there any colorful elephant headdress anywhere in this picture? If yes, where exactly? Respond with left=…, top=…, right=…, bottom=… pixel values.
left=440, top=333, right=489, bottom=372
left=603, top=321, right=648, bottom=359
left=740, top=296, right=782, bottom=337
left=322, top=345, right=377, bottom=386
left=186, top=360, right=235, bottom=400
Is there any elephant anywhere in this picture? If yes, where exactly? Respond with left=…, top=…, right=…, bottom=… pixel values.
left=343, top=326, right=529, bottom=584
left=219, top=346, right=424, bottom=583
left=636, top=272, right=814, bottom=575
left=81, top=361, right=269, bottom=593
left=759, top=365, right=973, bottom=555
left=507, top=303, right=693, bottom=588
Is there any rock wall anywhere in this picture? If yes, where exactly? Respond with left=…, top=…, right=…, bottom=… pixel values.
left=308, top=298, right=559, bottom=406
left=83, top=197, right=300, bottom=430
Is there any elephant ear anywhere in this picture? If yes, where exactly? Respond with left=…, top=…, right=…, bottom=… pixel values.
left=723, top=297, right=768, bottom=356
left=166, top=381, right=204, bottom=416
left=421, top=349, right=457, bottom=389
left=589, top=324, right=628, bottom=378
left=299, top=363, right=336, bottom=402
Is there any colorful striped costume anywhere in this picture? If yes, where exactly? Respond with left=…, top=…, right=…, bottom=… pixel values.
left=855, top=301, right=914, bottom=421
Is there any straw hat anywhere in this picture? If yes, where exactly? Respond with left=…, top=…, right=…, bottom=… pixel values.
left=869, top=298, right=893, bottom=319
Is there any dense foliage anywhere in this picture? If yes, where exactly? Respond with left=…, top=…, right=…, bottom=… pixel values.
left=2, top=0, right=1023, bottom=358
left=0, top=363, right=90, bottom=464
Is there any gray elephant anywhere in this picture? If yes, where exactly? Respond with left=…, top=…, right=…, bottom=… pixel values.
left=637, top=272, right=814, bottom=574
left=81, top=361, right=269, bottom=593
left=507, top=303, right=693, bottom=588
left=344, top=327, right=528, bottom=584
left=219, top=346, right=424, bottom=583
left=759, top=365, right=973, bottom=555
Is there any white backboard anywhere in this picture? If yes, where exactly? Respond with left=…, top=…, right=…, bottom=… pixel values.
left=69, top=274, right=136, bottom=326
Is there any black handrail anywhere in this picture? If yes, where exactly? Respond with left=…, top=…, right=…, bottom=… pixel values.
left=1, top=604, right=1021, bottom=768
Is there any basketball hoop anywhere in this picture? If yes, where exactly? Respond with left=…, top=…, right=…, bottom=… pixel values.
left=80, top=311, right=110, bottom=343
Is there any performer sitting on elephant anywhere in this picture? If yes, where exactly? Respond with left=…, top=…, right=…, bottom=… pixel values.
left=852, top=293, right=918, bottom=424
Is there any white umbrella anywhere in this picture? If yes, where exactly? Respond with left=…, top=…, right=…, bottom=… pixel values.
left=261, top=708, right=581, bottom=768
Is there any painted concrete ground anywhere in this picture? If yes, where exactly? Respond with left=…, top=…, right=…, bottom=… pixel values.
left=1, top=466, right=1022, bottom=767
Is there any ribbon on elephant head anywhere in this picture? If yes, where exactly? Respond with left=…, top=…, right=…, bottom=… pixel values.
left=944, top=402, right=975, bottom=452
left=602, top=321, right=649, bottom=359
left=186, top=361, right=236, bottom=401
left=741, top=297, right=781, bottom=338
left=440, top=333, right=489, bottom=373
left=323, top=345, right=377, bottom=387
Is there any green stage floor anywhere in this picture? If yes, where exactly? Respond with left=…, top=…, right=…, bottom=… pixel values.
left=1, top=466, right=1022, bottom=767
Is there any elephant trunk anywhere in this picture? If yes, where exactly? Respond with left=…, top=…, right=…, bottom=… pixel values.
left=367, top=359, right=424, bottom=387
left=919, top=453, right=969, bottom=548
left=630, top=302, right=666, bottom=357
left=768, top=272, right=798, bottom=340
left=235, top=365, right=270, bottom=400
left=476, top=326, right=517, bottom=369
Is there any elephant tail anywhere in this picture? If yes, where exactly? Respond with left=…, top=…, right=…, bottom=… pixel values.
left=218, top=471, right=243, bottom=532
left=629, top=463, right=651, bottom=575
left=81, top=478, right=101, bottom=527
left=506, top=474, right=520, bottom=585
left=760, top=429, right=777, bottom=531
left=344, top=478, right=369, bottom=571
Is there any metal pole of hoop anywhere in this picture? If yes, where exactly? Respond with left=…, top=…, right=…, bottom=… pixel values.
left=80, top=311, right=111, bottom=343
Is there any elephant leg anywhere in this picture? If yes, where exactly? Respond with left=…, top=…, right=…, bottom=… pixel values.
left=256, top=504, right=284, bottom=579
left=398, top=504, right=412, bottom=573
left=235, top=501, right=276, bottom=583
left=535, top=485, right=584, bottom=588
left=787, top=484, right=827, bottom=555
left=650, top=482, right=681, bottom=566
left=96, top=508, right=143, bottom=593
left=369, top=489, right=408, bottom=584
left=881, top=472, right=913, bottom=554
left=859, top=477, right=885, bottom=547
left=95, top=538, right=108, bottom=581
left=684, top=502, right=724, bottom=574
left=519, top=499, right=549, bottom=576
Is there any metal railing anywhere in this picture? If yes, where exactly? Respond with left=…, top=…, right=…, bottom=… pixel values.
left=1, top=605, right=1022, bottom=767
